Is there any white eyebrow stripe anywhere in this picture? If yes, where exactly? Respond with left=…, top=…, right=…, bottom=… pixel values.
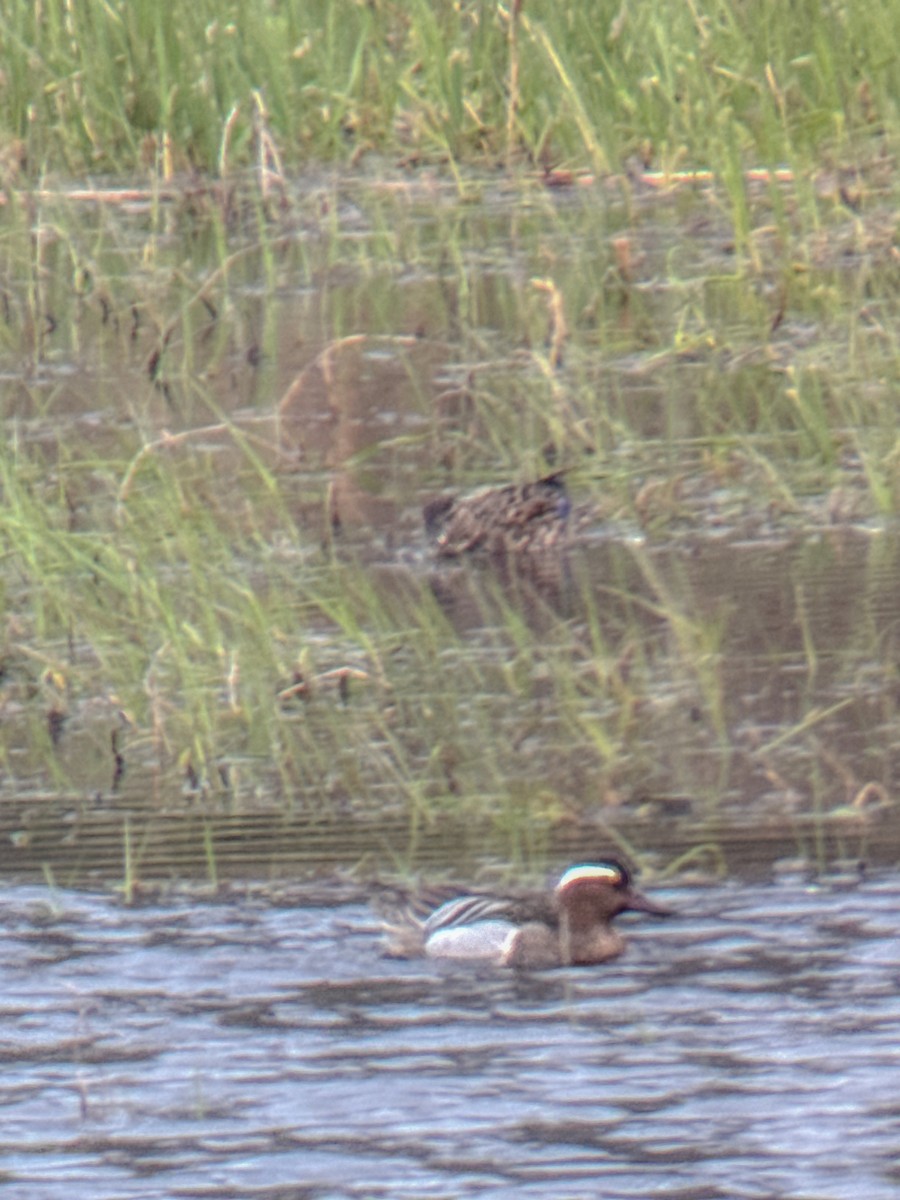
left=556, top=864, right=622, bottom=890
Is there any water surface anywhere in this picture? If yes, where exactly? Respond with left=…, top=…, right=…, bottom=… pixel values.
left=1, top=872, right=897, bottom=1199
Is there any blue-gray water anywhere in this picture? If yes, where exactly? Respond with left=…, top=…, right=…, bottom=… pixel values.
left=1, top=873, right=898, bottom=1199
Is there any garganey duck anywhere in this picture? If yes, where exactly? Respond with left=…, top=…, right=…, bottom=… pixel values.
left=384, top=860, right=670, bottom=968
left=423, top=473, right=571, bottom=560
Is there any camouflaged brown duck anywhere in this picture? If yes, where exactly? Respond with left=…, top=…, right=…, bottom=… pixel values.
left=423, top=473, right=571, bottom=560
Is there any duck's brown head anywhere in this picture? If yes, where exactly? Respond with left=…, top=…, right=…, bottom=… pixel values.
left=554, top=861, right=672, bottom=929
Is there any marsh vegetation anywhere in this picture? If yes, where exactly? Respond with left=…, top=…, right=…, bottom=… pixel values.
left=0, top=1, right=897, bottom=887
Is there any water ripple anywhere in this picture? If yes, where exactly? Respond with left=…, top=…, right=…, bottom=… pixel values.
left=0, top=876, right=899, bottom=1198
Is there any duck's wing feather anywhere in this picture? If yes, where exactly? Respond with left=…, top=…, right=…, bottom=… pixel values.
left=423, top=893, right=520, bottom=934
left=424, top=889, right=559, bottom=934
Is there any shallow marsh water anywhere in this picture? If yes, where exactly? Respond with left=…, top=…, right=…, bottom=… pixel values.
left=1, top=873, right=899, bottom=1199
left=1, top=170, right=898, bottom=863
left=2, top=517, right=898, bottom=885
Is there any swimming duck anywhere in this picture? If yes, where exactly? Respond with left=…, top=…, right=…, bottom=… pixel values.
left=383, top=861, right=670, bottom=968
left=423, top=473, right=571, bottom=560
